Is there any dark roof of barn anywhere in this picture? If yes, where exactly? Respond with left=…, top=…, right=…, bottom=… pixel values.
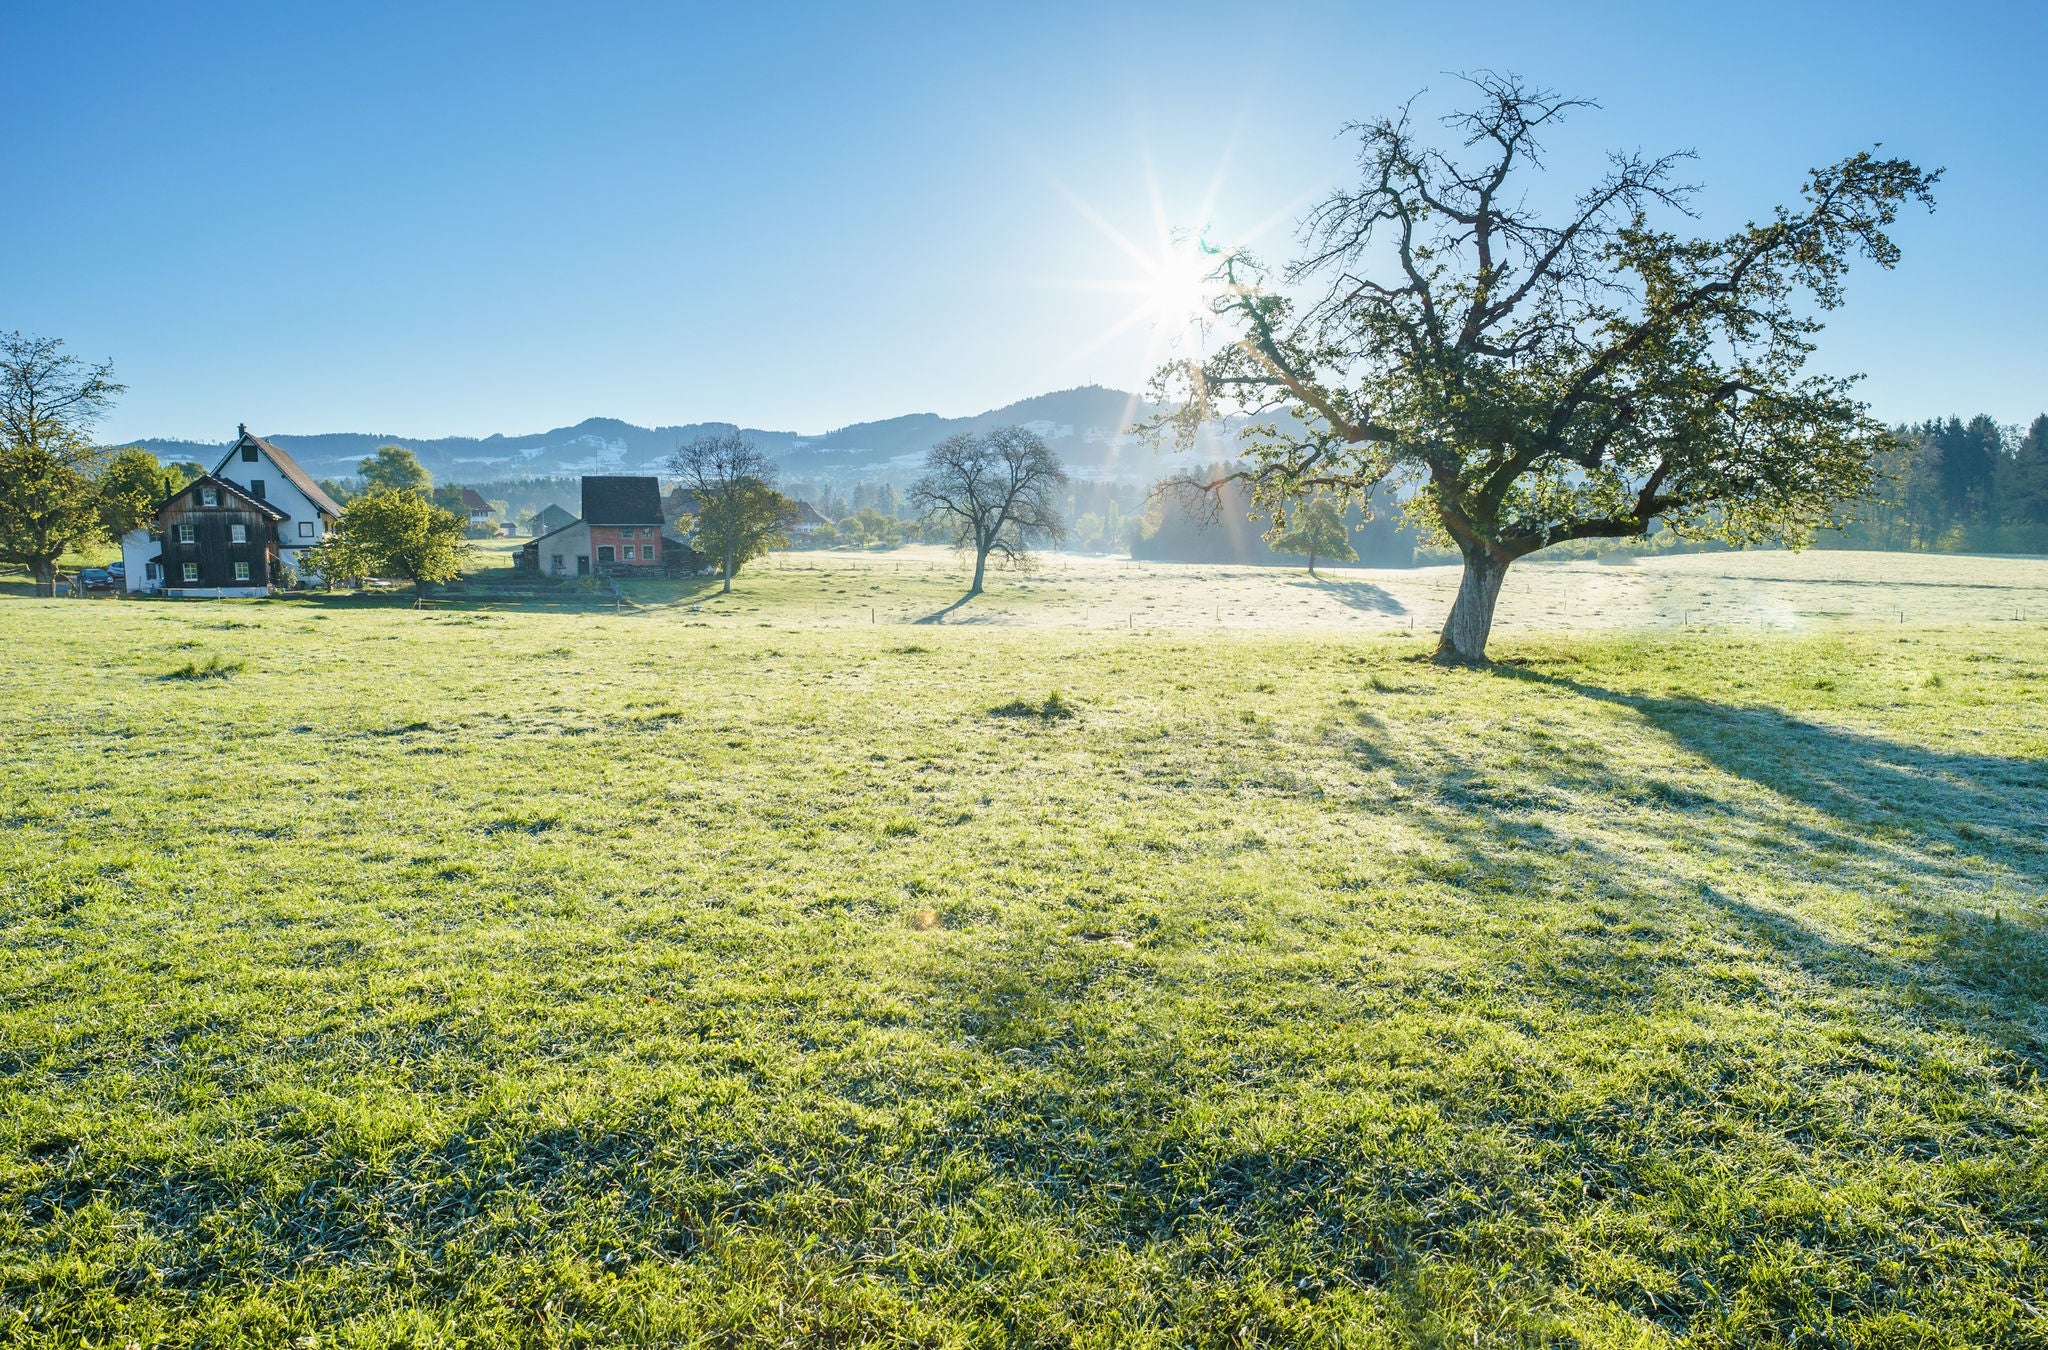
left=213, top=431, right=343, bottom=519
left=581, top=475, right=663, bottom=525
left=459, top=488, right=491, bottom=512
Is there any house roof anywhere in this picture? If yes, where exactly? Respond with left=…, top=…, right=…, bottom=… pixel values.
left=533, top=503, right=576, bottom=529
left=459, top=488, right=491, bottom=513
left=531, top=517, right=586, bottom=548
left=789, top=499, right=831, bottom=526
left=581, top=475, right=663, bottom=525
left=166, top=473, right=290, bottom=522
left=213, top=429, right=344, bottom=519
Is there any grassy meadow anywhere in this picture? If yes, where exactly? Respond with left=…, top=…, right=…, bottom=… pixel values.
left=2, top=552, right=2046, bottom=1347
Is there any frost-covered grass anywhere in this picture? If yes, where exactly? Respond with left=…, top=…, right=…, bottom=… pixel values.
left=552, top=544, right=2048, bottom=635
left=1, top=579, right=2044, bottom=1347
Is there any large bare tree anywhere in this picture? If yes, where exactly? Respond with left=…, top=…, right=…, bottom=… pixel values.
left=1149, top=74, right=1938, bottom=663
left=669, top=431, right=793, bottom=593
left=0, top=332, right=126, bottom=595
left=909, top=426, right=1067, bottom=598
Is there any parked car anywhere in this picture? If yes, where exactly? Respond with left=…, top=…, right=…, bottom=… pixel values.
left=77, top=568, right=117, bottom=595
left=108, top=561, right=126, bottom=583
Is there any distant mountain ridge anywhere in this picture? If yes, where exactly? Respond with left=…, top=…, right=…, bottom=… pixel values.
left=130, top=385, right=1242, bottom=484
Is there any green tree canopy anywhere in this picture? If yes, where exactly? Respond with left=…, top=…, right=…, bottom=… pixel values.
left=1271, top=497, right=1356, bottom=576
left=0, top=331, right=125, bottom=593
left=357, top=444, right=431, bottom=496
left=95, top=447, right=176, bottom=541
left=301, top=530, right=374, bottom=589
left=333, top=489, right=470, bottom=594
left=1149, top=75, right=1937, bottom=663
left=669, top=432, right=793, bottom=593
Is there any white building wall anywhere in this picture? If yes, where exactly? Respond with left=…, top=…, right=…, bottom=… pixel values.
left=536, top=522, right=593, bottom=576
left=120, top=529, right=161, bottom=593
left=216, top=445, right=334, bottom=583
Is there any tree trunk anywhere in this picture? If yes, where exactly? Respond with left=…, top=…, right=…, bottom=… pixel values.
left=722, top=548, right=733, bottom=594
left=1307, top=543, right=1318, bottom=577
left=1436, top=549, right=1509, bottom=664
left=968, top=546, right=987, bottom=596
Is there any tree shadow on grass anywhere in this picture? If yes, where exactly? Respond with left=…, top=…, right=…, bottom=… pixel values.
left=913, top=594, right=976, bottom=625
left=1497, top=668, right=2048, bottom=889
left=1288, top=576, right=1408, bottom=615
left=1325, top=664, right=2048, bottom=1024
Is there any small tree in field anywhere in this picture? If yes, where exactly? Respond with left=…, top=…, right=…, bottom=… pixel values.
left=0, top=332, right=124, bottom=594
left=669, top=431, right=793, bottom=593
left=1150, top=74, right=1938, bottom=663
left=334, top=489, right=470, bottom=596
left=909, top=426, right=1067, bottom=598
left=1273, top=497, right=1356, bottom=576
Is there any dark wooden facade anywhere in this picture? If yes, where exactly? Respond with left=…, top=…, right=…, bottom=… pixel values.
left=156, top=475, right=289, bottom=591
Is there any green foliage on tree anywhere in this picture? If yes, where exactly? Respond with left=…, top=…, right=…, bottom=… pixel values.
left=1148, top=75, right=1937, bottom=662
left=357, top=444, right=431, bottom=496
left=0, top=442, right=101, bottom=592
left=301, top=531, right=373, bottom=589
left=669, top=431, right=793, bottom=593
left=0, top=331, right=125, bottom=594
left=1271, top=497, right=1356, bottom=575
left=331, top=489, right=470, bottom=594
left=95, top=447, right=176, bottom=541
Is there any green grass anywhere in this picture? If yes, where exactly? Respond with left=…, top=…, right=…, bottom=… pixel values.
left=1, top=574, right=2045, bottom=1347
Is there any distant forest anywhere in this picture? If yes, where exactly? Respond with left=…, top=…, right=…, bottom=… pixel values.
left=1824, top=415, right=2048, bottom=554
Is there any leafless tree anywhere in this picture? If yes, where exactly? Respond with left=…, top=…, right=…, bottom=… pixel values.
left=909, top=426, right=1068, bottom=598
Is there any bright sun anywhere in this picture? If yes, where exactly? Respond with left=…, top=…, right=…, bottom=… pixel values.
left=1137, top=239, right=1217, bottom=330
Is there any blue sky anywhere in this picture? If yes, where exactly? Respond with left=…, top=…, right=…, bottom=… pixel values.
left=6, top=0, right=2043, bottom=441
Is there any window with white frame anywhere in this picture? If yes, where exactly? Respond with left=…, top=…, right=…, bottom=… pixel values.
left=176, top=523, right=196, bottom=544
left=234, top=562, right=251, bottom=581
left=200, top=487, right=218, bottom=506
left=230, top=523, right=247, bottom=543
left=181, top=563, right=198, bottom=582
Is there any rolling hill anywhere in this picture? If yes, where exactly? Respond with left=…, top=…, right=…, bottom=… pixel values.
left=128, top=386, right=1247, bottom=485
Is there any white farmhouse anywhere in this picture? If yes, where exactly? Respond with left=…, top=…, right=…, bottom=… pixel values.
left=123, top=426, right=344, bottom=595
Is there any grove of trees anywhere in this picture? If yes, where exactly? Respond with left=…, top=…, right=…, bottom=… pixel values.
left=1828, top=415, right=2048, bottom=553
